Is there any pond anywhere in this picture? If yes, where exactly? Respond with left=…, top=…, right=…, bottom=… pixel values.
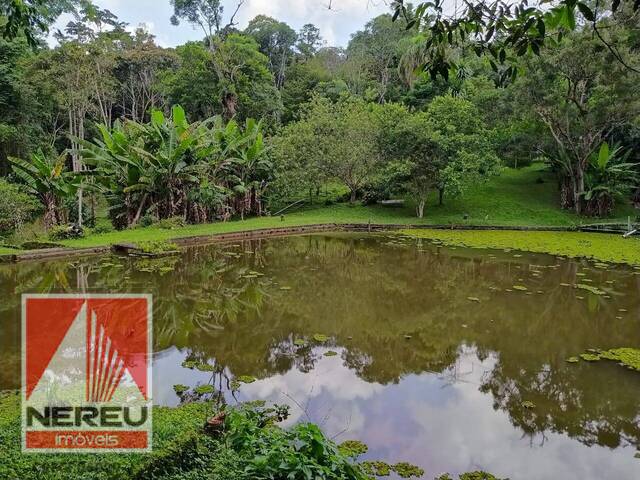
left=1, top=233, right=639, bottom=479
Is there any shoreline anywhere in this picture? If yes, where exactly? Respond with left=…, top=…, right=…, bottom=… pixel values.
left=1, top=221, right=638, bottom=265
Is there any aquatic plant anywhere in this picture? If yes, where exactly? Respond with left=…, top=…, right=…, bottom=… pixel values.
left=577, top=348, right=640, bottom=371
left=173, top=384, right=189, bottom=395
left=339, top=440, right=368, bottom=457
left=193, top=384, right=215, bottom=395
left=400, top=230, right=640, bottom=266
left=136, top=240, right=179, bottom=255
left=394, top=462, right=425, bottom=478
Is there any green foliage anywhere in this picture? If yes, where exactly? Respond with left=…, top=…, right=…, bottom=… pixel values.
left=271, top=95, right=382, bottom=203
left=576, top=348, right=640, bottom=371
left=339, top=440, right=368, bottom=458
left=82, top=105, right=269, bottom=228
left=401, top=228, right=640, bottom=266
left=0, top=179, right=40, bottom=235
left=136, top=240, right=179, bottom=254
left=224, top=403, right=369, bottom=479
left=48, top=224, right=83, bottom=241
left=378, top=96, right=499, bottom=218
left=9, top=151, right=79, bottom=228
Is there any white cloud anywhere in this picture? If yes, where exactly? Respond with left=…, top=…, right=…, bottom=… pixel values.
left=47, top=0, right=392, bottom=48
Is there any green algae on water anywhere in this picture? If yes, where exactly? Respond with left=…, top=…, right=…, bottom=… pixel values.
left=577, top=348, right=640, bottom=371
left=393, top=462, right=425, bottom=478
left=399, top=230, right=640, bottom=266
left=173, top=384, right=189, bottom=395
left=361, top=461, right=392, bottom=476
left=338, top=440, right=368, bottom=458
left=193, top=384, right=214, bottom=395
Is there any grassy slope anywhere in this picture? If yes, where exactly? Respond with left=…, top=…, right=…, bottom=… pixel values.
left=0, top=165, right=636, bottom=255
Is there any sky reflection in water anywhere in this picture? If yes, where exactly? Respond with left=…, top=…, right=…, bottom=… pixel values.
left=1, top=233, right=639, bottom=479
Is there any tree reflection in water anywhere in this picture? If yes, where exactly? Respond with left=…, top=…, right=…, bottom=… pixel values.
left=1, top=233, right=639, bottom=460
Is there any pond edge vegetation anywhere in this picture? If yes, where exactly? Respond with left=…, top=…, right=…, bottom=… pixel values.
left=1, top=221, right=639, bottom=267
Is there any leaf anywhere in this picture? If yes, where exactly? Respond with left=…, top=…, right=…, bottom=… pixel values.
left=577, top=2, right=595, bottom=21
left=597, top=142, right=610, bottom=169
left=313, top=333, right=329, bottom=343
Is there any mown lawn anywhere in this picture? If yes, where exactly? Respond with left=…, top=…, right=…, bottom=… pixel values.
left=1, top=165, right=637, bottom=255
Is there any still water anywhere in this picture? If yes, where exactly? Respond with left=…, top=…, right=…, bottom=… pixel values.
left=1, top=233, right=639, bottom=479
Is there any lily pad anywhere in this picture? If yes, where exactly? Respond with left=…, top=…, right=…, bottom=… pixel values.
left=196, top=363, right=215, bottom=372
left=566, top=357, right=580, bottom=363
left=361, top=461, right=392, bottom=477
left=338, top=440, right=368, bottom=457
left=293, top=338, right=306, bottom=346
left=580, top=353, right=601, bottom=362
left=194, top=384, right=214, bottom=395
left=237, top=375, right=256, bottom=384
left=181, top=360, right=197, bottom=369
left=313, top=333, right=329, bottom=343
left=324, top=350, right=338, bottom=357
left=393, top=462, right=425, bottom=478
left=576, top=284, right=606, bottom=296
left=173, top=384, right=189, bottom=395
left=512, top=285, right=528, bottom=291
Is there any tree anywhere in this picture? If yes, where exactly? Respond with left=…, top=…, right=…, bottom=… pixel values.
left=0, top=0, right=77, bottom=47
left=163, top=42, right=219, bottom=119
left=245, top=15, right=296, bottom=89
left=378, top=97, right=499, bottom=217
left=345, top=13, right=413, bottom=103
left=210, top=34, right=282, bottom=123
left=271, top=95, right=380, bottom=203
left=170, top=0, right=244, bottom=50
left=0, top=34, right=52, bottom=174
left=393, top=0, right=640, bottom=83
left=296, top=23, right=322, bottom=59
left=519, top=32, right=640, bottom=214
left=115, top=32, right=178, bottom=122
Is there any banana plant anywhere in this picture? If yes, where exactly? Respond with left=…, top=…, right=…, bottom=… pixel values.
left=9, top=151, right=80, bottom=229
left=583, top=142, right=638, bottom=216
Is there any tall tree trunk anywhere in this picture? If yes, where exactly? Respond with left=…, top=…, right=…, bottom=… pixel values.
left=416, top=199, right=426, bottom=219
left=438, top=187, right=445, bottom=206
left=574, top=165, right=585, bottom=215
left=350, top=189, right=357, bottom=203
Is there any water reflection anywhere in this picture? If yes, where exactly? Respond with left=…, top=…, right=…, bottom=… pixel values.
left=1, top=233, right=639, bottom=478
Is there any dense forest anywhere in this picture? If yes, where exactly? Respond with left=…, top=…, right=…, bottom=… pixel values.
left=0, top=0, right=639, bottom=239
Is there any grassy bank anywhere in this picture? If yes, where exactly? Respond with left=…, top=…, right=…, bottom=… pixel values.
left=401, top=229, right=640, bottom=266
left=1, top=165, right=637, bottom=256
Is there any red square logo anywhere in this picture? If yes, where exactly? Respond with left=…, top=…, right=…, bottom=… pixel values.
left=22, top=294, right=152, bottom=453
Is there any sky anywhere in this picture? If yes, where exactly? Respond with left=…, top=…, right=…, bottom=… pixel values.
left=49, top=0, right=393, bottom=48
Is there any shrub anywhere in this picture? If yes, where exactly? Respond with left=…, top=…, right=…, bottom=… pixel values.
left=91, top=219, right=114, bottom=234
left=139, top=214, right=155, bottom=228
left=0, top=180, right=40, bottom=236
left=157, top=217, right=186, bottom=230
left=48, top=225, right=84, bottom=241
